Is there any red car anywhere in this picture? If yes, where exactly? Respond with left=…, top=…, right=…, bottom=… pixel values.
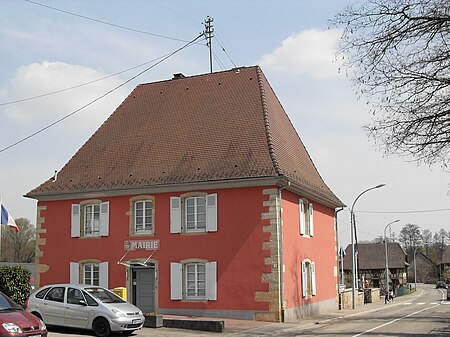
left=0, top=291, right=47, bottom=337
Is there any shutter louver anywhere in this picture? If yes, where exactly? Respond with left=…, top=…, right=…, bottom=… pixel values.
left=206, top=261, right=217, bottom=300
left=170, top=262, right=182, bottom=300
left=206, top=194, right=217, bottom=232
left=70, top=262, right=79, bottom=284
left=309, top=203, right=314, bottom=237
left=311, top=262, right=317, bottom=296
left=301, top=261, right=307, bottom=298
left=170, top=197, right=182, bottom=233
left=99, top=262, right=109, bottom=288
left=71, top=204, right=81, bottom=238
left=299, top=199, right=306, bottom=235
left=100, top=202, right=109, bottom=236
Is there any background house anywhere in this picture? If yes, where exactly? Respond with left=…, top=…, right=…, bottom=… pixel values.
left=27, top=66, right=343, bottom=322
left=439, top=245, right=450, bottom=283
left=343, top=242, right=408, bottom=290
left=407, top=252, right=439, bottom=284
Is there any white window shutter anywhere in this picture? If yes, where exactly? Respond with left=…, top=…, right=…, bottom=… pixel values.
left=206, top=194, right=217, bottom=232
left=99, top=202, right=110, bottom=236
left=311, top=262, right=317, bottom=296
left=309, top=203, right=314, bottom=237
left=206, top=261, right=217, bottom=300
left=71, top=204, right=81, bottom=238
left=70, top=262, right=79, bottom=284
left=170, top=262, right=182, bottom=300
left=99, top=262, right=109, bottom=289
left=299, top=199, right=305, bottom=235
left=170, top=197, right=182, bottom=233
left=301, top=261, right=307, bottom=298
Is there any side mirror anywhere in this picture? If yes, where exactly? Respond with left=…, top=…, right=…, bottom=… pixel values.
left=78, top=300, right=87, bottom=306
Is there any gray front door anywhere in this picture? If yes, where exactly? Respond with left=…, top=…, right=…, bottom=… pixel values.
left=133, top=267, right=155, bottom=313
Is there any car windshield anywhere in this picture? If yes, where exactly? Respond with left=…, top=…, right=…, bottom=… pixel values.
left=0, top=292, right=23, bottom=311
left=85, top=287, right=125, bottom=303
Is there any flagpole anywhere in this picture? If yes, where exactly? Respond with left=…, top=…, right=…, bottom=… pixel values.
left=0, top=196, right=2, bottom=262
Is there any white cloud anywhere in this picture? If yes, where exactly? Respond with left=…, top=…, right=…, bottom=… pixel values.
left=2, top=61, right=129, bottom=133
left=259, top=28, right=343, bottom=78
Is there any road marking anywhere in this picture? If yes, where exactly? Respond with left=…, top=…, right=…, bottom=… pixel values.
left=417, top=302, right=425, bottom=305
left=351, top=303, right=441, bottom=337
left=403, top=303, right=412, bottom=305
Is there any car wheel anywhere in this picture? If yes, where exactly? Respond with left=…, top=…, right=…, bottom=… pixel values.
left=93, top=318, right=111, bottom=337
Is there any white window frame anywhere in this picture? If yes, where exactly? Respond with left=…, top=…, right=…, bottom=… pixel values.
left=302, top=260, right=317, bottom=298
left=83, top=263, right=100, bottom=286
left=70, top=261, right=108, bottom=288
left=134, top=200, right=153, bottom=234
left=170, top=261, right=217, bottom=301
left=185, top=197, right=207, bottom=232
left=299, top=199, right=314, bottom=237
left=84, top=204, right=100, bottom=237
left=170, top=194, right=217, bottom=234
left=185, top=263, right=206, bottom=300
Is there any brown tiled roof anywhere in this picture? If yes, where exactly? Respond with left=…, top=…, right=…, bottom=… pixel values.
left=27, top=66, right=341, bottom=206
left=343, top=242, right=408, bottom=270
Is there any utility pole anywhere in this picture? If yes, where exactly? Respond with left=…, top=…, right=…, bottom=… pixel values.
left=204, top=16, right=214, bottom=73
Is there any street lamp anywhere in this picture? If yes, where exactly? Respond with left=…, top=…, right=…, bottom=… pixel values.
left=350, top=183, right=385, bottom=309
left=384, top=220, right=400, bottom=293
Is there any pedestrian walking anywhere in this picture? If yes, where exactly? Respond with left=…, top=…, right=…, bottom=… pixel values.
left=384, top=291, right=390, bottom=304
left=389, top=288, right=394, bottom=302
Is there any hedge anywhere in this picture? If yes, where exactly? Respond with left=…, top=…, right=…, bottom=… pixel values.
left=0, top=265, right=31, bottom=307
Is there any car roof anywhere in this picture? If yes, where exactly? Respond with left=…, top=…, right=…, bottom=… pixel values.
left=36, top=284, right=105, bottom=290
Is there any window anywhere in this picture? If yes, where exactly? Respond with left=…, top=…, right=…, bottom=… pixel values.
left=134, top=200, right=153, bottom=234
left=170, top=261, right=217, bottom=301
left=83, top=263, right=99, bottom=286
left=44, top=287, right=65, bottom=303
left=70, top=261, right=109, bottom=288
left=67, top=287, right=85, bottom=305
left=185, top=197, right=206, bottom=232
left=84, top=204, right=100, bottom=236
left=71, top=202, right=109, bottom=238
left=170, top=193, right=217, bottom=234
left=301, top=260, right=316, bottom=298
left=186, top=263, right=206, bottom=299
left=299, top=199, right=314, bottom=237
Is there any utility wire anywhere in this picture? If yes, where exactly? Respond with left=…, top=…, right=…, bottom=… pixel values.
left=0, top=54, right=173, bottom=106
left=0, top=33, right=204, bottom=154
left=25, top=0, right=190, bottom=43
left=215, top=36, right=237, bottom=68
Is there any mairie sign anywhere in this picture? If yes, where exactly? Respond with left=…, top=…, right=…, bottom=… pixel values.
left=124, top=240, right=160, bottom=251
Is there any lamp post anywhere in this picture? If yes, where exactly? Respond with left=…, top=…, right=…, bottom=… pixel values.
left=350, top=184, right=385, bottom=309
left=384, top=220, right=400, bottom=293
left=414, top=247, right=420, bottom=290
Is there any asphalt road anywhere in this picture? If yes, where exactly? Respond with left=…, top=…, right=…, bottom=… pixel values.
left=47, top=283, right=449, bottom=337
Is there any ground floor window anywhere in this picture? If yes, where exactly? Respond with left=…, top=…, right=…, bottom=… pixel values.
left=83, top=263, right=100, bottom=286
left=170, top=260, right=217, bottom=301
left=70, top=261, right=109, bottom=288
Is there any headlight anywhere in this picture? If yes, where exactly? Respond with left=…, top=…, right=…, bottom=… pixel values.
left=110, top=308, right=126, bottom=317
left=2, top=322, right=23, bottom=333
left=39, top=319, right=46, bottom=330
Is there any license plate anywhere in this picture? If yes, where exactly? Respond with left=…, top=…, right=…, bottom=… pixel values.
left=29, top=335, right=41, bottom=337
left=132, top=319, right=141, bottom=324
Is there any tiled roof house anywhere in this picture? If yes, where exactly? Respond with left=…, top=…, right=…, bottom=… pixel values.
left=343, top=242, right=408, bottom=289
left=27, top=66, right=343, bottom=322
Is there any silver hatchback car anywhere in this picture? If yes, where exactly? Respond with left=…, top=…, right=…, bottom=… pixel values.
left=27, top=284, right=144, bottom=337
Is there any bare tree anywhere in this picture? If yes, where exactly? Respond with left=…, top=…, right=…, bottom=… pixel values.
left=332, top=0, right=450, bottom=166
left=0, top=218, right=36, bottom=263
left=399, top=223, right=422, bottom=257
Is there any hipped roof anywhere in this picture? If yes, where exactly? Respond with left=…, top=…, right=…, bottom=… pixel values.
left=27, top=66, right=342, bottom=207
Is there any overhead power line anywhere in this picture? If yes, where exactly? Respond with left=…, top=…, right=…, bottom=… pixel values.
left=0, top=33, right=204, bottom=154
left=25, top=0, right=190, bottom=43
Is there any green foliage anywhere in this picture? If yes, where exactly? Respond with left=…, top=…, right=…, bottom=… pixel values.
left=0, top=265, right=31, bottom=306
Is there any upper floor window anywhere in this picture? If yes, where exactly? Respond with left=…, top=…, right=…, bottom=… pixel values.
left=84, top=204, right=100, bottom=236
left=299, top=199, right=314, bottom=237
left=71, top=201, right=109, bottom=238
left=134, top=200, right=153, bottom=234
left=170, top=193, right=217, bottom=234
left=301, top=260, right=316, bottom=298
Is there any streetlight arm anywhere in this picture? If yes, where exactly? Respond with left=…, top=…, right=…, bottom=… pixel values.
left=350, top=184, right=386, bottom=213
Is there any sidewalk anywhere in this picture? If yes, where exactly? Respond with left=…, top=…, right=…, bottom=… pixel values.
left=138, top=293, right=420, bottom=336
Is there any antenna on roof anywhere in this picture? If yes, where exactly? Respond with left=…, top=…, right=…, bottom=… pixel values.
left=204, top=16, right=214, bottom=73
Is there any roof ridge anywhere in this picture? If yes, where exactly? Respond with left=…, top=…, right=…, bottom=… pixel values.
left=256, top=66, right=281, bottom=175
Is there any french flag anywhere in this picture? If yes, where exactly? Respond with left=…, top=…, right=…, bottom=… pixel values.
left=1, top=203, right=19, bottom=232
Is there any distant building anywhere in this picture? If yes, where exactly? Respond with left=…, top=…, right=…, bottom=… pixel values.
left=407, top=252, right=439, bottom=284
left=343, top=242, right=408, bottom=290
left=439, top=245, right=450, bottom=282
left=26, top=66, right=344, bottom=322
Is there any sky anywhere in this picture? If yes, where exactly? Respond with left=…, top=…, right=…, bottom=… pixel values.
left=1, top=0, right=449, bottom=247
